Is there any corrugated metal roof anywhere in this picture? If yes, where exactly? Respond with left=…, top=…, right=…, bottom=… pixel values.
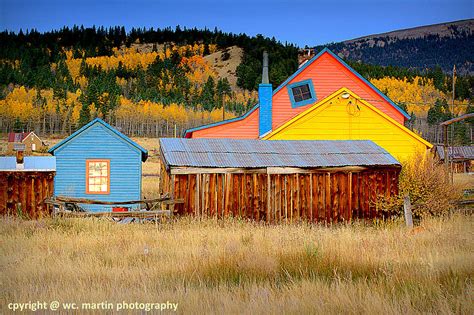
left=0, top=156, right=56, bottom=171
left=160, top=139, right=400, bottom=169
left=435, top=145, right=474, bottom=160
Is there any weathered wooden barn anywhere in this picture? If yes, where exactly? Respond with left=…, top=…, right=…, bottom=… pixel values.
left=435, top=145, right=474, bottom=173
left=0, top=155, right=55, bottom=218
left=184, top=48, right=432, bottom=161
left=49, top=118, right=148, bottom=211
left=7, top=131, right=46, bottom=153
left=159, top=138, right=401, bottom=223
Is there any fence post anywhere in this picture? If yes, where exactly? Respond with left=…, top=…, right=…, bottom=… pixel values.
left=403, top=194, right=413, bottom=228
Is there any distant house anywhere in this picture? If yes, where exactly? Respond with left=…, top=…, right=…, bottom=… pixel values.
left=184, top=48, right=432, bottom=161
left=7, top=132, right=46, bottom=153
left=48, top=118, right=148, bottom=211
left=434, top=145, right=474, bottom=173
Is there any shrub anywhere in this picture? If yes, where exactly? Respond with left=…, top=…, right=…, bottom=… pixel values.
left=221, top=49, right=230, bottom=61
left=378, top=154, right=462, bottom=220
left=37, top=146, right=49, bottom=153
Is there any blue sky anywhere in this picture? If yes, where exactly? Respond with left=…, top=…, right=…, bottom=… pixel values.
left=1, top=0, right=472, bottom=47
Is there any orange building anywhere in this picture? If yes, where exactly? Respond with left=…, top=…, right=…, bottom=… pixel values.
left=184, top=48, right=432, bottom=160
left=184, top=48, right=409, bottom=139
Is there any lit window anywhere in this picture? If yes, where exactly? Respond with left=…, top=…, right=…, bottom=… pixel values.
left=287, top=79, right=317, bottom=108
left=86, top=160, right=110, bottom=194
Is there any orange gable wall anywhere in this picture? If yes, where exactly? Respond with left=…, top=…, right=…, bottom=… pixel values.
left=271, top=52, right=405, bottom=128
left=189, top=51, right=406, bottom=138
left=189, top=107, right=259, bottom=138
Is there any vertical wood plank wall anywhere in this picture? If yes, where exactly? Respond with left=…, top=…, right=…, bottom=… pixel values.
left=161, top=166, right=400, bottom=223
left=0, top=172, right=55, bottom=218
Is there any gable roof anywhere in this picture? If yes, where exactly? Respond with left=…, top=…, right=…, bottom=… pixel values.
left=282, top=48, right=410, bottom=120
left=48, top=118, right=148, bottom=161
left=183, top=48, right=410, bottom=138
left=184, top=104, right=259, bottom=138
left=8, top=132, right=31, bottom=143
left=263, top=87, right=432, bottom=149
left=160, top=138, right=400, bottom=169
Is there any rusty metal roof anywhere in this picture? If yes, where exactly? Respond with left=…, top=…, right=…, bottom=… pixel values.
left=160, top=139, right=400, bottom=169
left=435, top=145, right=474, bottom=160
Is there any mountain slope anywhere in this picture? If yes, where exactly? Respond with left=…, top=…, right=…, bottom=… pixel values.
left=313, top=19, right=474, bottom=74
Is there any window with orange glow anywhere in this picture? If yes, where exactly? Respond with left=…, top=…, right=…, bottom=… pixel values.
left=86, top=160, right=110, bottom=194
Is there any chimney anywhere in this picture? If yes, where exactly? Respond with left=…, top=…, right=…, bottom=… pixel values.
left=258, top=51, right=272, bottom=137
left=14, top=143, right=25, bottom=170
left=16, top=150, right=24, bottom=170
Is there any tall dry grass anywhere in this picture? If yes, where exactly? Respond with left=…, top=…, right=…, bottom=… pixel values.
left=1, top=215, right=473, bottom=314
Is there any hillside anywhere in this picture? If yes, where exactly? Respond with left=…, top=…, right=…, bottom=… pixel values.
left=0, top=25, right=472, bottom=144
left=204, top=46, right=243, bottom=91
left=313, top=19, right=474, bottom=74
left=347, top=19, right=473, bottom=42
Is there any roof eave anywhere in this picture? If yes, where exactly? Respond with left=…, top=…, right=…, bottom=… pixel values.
left=49, top=118, right=148, bottom=161
left=183, top=104, right=259, bottom=137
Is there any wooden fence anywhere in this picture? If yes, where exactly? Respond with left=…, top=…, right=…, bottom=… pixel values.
left=160, top=166, right=400, bottom=223
left=0, top=171, right=55, bottom=218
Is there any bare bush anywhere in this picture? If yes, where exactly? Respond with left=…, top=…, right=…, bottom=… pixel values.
left=378, top=154, right=462, bottom=220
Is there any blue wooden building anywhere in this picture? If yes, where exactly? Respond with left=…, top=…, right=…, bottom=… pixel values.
left=49, top=118, right=148, bottom=211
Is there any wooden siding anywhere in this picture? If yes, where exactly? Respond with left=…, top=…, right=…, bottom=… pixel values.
left=0, top=171, right=54, bottom=218
left=270, top=52, right=406, bottom=129
left=160, top=165, right=400, bottom=223
left=265, top=89, right=432, bottom=161
left=190, top=107, right=260, bottom=139
left=54, top=123, right=143, bottom=211
left=189, top=51, right=405, bottom=139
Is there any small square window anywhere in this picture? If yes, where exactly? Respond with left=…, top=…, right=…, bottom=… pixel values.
left=287, top=79, right=317, bottom=108
left=291, top=84, right=312, bottom=102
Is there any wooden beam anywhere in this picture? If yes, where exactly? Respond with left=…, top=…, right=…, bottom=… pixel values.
left=440, top=113, right=474, bottom=126
left=266, top=166, right=368, bottom=174
left=56, top=210, right=171, bottom=218
left=54, top=195, right=183, bottom=205
left=170, top=167, right=267, bottom=175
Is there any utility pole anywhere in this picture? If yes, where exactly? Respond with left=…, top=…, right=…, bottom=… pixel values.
left=222, top=98, right=225, bottom=121
left=452, top=65, right=456, bottom=113
left=444, top=124, right=449, bottom=183
left=450, top=65, right=456, bottom=183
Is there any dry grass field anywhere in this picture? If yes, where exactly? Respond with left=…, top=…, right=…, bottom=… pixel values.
left=1, top=214, right=473, bottom=314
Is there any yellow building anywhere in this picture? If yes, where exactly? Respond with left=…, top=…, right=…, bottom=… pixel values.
left=264, top=88, right=432, bottom=161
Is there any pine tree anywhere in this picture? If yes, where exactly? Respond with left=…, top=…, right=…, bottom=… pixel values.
left=201, top=76, right=216, bottom=111
left=13, top=117, right=23, bottom=132
left=427, top=99, right=452, bottom=125
left=216, top=78, right=232, bottom=109
left=431, top=66, right=445, bottom=91
left=78, top=101, right=91, bottom=127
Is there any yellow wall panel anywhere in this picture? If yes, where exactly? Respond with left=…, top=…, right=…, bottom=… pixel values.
left=266, top=90, right=432, bottom=161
